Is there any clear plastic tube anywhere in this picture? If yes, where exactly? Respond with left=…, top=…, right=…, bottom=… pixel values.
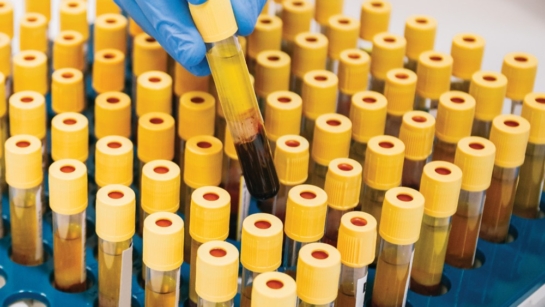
left=98, top=238, right=132, bottom=307
left=360, top=184, right=386, bottom=256
left=298, top=301, right=334, bottom=307
left=53, top=211, right=86, bottom=292
left=0, top=115, right=6, bottom=192
left=471, top=118, right=492, bottom=139
left=385, top=114, right=403, bottom=138
left=513, top=143, right=545, bottom=218
left=323, top=206, right=351, bottom=247
left=240, top=267, right=259, bottom=307
left=414, top=96, right=439, bottom=115
left=336, top=264, right=368, bottom=306
left=183, top=185, right=196, bottom=264
left=283, top=237, right=307, bottom=278
left=301, top=117, right=316, bottom=146
left=401, top=158, right=428, bottom=190
left=307, top=161, right=328, bottom=189
left=450, top=76, right=470, bottom=93
left=189, top=239, right=203, bottom=307
left=337, top=92, right=352, bottom=117
left=198, top=298, right=234, bottom=307
left=145, top=267, right=180, bottom=307
left=260, top=182, right=291, bottom=222
left=431, top=138, right=456, bottom=164
left=349, top=141, right=367, bottom=164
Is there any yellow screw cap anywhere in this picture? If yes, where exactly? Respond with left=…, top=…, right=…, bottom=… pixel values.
left=284, top=185, right=328, bottom=242
left=325, top=158, right=362, bottom=210
left=469, top=71, right=508, bottom=121
left=190, top=186, right=230, bottom=243
left=371, top=33, right=406, bottom=80
left=399, top=111, right=435, bottom=161
left=350, top=91, right=387, bottom=143
left=380, top=187, right=425, bottom=245
left=265, top=92, right=302, bottom=142
left=184, top=135, right=223, bottom=188
left=178, top=91, right=216, bottom=141
left=141, top=160, right=180, bottom=214
left=451, top=33, right=485, bottom=80
left=241, top=213, right=283, bottom=272
left=363, top=135, right=405, bottom=190
left=420, top=161, right=462, bottom=218
left=133, top=33, right=167, bottom=76
left=0, top=0, right=14, bottom=39
left=489, top=114, right=530, bottom=168
left=51, top=112, right=88, bottom=162
left=384, top=68, right=417, bottom=116
left=174, top=62, right=210, bottom=97
left=436, top=91, right=476, bottom=144
left=52, top=68, right=85, bottom=113
left=5, top=135, right=42, bottom=189
left=248, top=15, right=282, bottom=59
left=302, top=70, right=338, bottom=120
left=136, top=71, right=172, bottom=117
left=60, top=0, right=88, bottom=41
left=315, top=0, right=343, bottom=26
left=96, top=0, right=121, bottom=17
left=0, top=73, right=4, bottom=118
left=359, top=0, right=391, bottom=41
left=522, top=93, right=545, bottom=144
left=327, top=15, right=359, bottom=61
left=143, top=212, right=184, bottom=271
left=48, top=159, right=88, bottom=215
left=94, top=13, right=127, bottom=54
left=501, top=52, right=539, bottom=101
left=188, top=0, right=238, bottom=43
left=26, top=0, right=50, bottom=21
left=95, top=136, right=133, bottom=188
left=416, top=51, right=453, bottom=100
left=0, top=33, right=10, bottom=77
left=251, top=272, right=297, bottom=307
left=296, top=243, right=341, bottom=305
left=53, top=30, right=85, bottom=71
left=454, top=136, right=496, bottom=191
left=95, top=92, right=132, bottom=139
left=96, top=184, right=136, bottom=242
left=137, top=112, right=175, bottom=162
left=196, top=241, right=239, bottom=302
left=281, top=0, right=313, bottom=43
left=292, top=32, right=328, bottom=79
left=338, top=49, right=370, bottom=95
left=129, top=17, right=144, bottom=37
left=337, top=211, right=377, bottom=267
left=404, top=15, right=437, bottom=61
left=19, top=13, right=47, bottom=53
left=13, top=50, right=48, bottom=95
left=223, top=126, right=238, bottom=160
left=93, top=49, right=125, bottom=94
left=255, top=50, right=291, bottom=99
left=274, top=135, right=309, bottom=185
left=9, top=91, right=46, bottom=139
left=312, top=113, right=352, bottom=166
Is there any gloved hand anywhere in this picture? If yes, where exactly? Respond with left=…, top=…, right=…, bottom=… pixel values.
left=114, top=0, right=267, bottom=76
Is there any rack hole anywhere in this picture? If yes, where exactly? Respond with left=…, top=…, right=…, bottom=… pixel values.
left=395, top=73, right=408, bottom=79
left=397, top=194, right=413, bottom=202
left=148, top=77, right=161, bottom=83
left=107, top=142, right=121, bottom=149
left=156, top=219, right=172, bottom=227
left=108, top=191, right=124, bottom=199
left=4, top=293, right=50, bottom=307
left=326, top=119, right=341, bottom=126
left=363, top=97, right=376, bottom=103
left=16, top=141, right=30, bottom=148
left=255, top=220, right=271, bottom=229
left=267, top=56, right=280, bottom=61
left=351, top=217, right=367, bottom=226
left=412, top=116, right=427, bottom=123
left=278, top=97, right=291, bottom=103
left=197, top=141, right=212, bottom=148
left=153, top=166, right=169, bottom=174
left=106, top=97, right=120, bottom=103
left=300, top=191, right=316, bottom=199
left=410, top=274, right=451, bottom=296
left=379, top=141, right=394, bottom=148
left=149, top=118, right=164, bottom=124
left=435, top=167, right=451, bottom=175
left=483, top=75, right=497, bottom=82
left=210, top=248, right=227, bottom=257
left=514, top=56, right=528, bottom=62
left=60, top=165, right=75, bottom=173
left=311, top=251, right=329, bottom=259
left=504, top=120, right=519, bottom=127
left=266, top=280, right=284, bottom=289
left=338, top=163, right=353, bottom=171
left=451, top=97, right=465, bottom=103
left=21, top=97, right=34, bottom=103
left=285, top=140, right=300, bottom=147
left=63, top=118, right=77, bottom=125
left=50, top=268, right=94, bottom=293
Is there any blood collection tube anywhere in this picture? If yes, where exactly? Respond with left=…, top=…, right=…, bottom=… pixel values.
left=94, top=92, right=131, bottom=139
left=325, top=15, right=358, bottom=73
left=383, top=68, right=417, bottom=137
left=263, top=91, right=302, bottom=155
left=240, top=213, right=283, bottom=307
left=254, top=51, right=291, bottom=110
left=513, top=93, right=545, bottom=218
left=49, top=159, right=88, bottom=293
left=501, top=52, right=538, bottom=115
left=296, top=243, right=341, bottom=307
left=133, top=33, right=167, bottom=95
left=280, top=0, right=313, bottom=55
left=5, top=134, right=44, bottom=265
left=51, top=112, right=88, bottom=162
left=19, top=13, right=48, bottom=54
left=137, top=112, right=175, bottom=184
left=414, top=50, right=453, bottom=114
left=336, top=211, right=377, bottom=306
left=371, top=187, right=424, bottom=307
left=95, top=136, right=133, bottom=188
left=337, top=49, right=370, bottom=117
left=174, top=62, right=209, bottom=102
left=314, top=0, right=343, bottom=35
left=322, top=158, right=362, bottom=247
left=247, top=15, right=282, bottom=75
left=221, top=126, right=245, bottom=236
left=96, top=0, right=121, bottom=17
left=26, top=0, right=51, bottom=22
left=283, top=184, right=327, bottom=277
left=143, top=212, right=184, bottom=307
left=136, top=71, right=172, bottom=118
left=52, top=68, right=85, bottom=114
left=53, top=30, right=85, bottom=72
left=93, top=49, right=125, bottom=94
left=403, top=15, right=437, bottom=72
left=480, top=114, right=529, bottom=242
left=0, top=33, right=10, bottom=98
left=450, top=33, right=485, bottom=93
left=358, top=0, right=391, bottom=53
left=96, top=184, right=135, bottom=307
left=290, top=32, right=328, bottom=94
left=94, top=13, right=127, bottom=54
left=399, top=111, right=435, bottom=190
left=410, top=161, right=462, bottom=295
left=445, top=137, right=495, bottom=268
left=59, top=0, right=88, bottom=42
left=13, top=50, right=48, bottom=95
left=432, top=91, right=475, bottom=163
left=0, top=0, right=14, bottom=39
left=0, top=73, right=7, bottom=193
left=469, top=71, right=508, bottom=138
left=251, top=272, right=297, bottom=307
left=369, top=33, right=406, bottom=93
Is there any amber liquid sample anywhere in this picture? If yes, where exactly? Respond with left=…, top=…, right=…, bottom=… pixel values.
left=471, top=118, right=492, bottom=139
left=401, top=158, right=427, bottom=190
left=10, top=186, right=43, bottom=266
left=385, top=114, right=403, bottom=138
left=99, top=239, right=132, bottom=307
left=0, top=115, right=8, bottom=193
left=371, top=243, right=413, bottom=307
left=360, top=186, right=386, bottom=258
left=240, top=284, right=252, bottom=307
left=337, top=92, right=352, bottom=117
left=349, top=141, right=367, bottom=167
left=323, top=207, right=351, bottom=248
left=145, top=272, right=179, bottom=307
left=513, top=143, right=545, bottom=219
left=369, top=77, right=385, bottom=94
left=189, top=239, right=203, bottom=307
left=307, top=161, right=328, bottom=190
left=145, top=286, right=177, bottom=307
left=336, top=265, right=367, bottom=307
left=298, top=301, right=332, bottom=307
left=54, top=224, right=86, bottom=292
left=431, top=139, right=456, bottom=164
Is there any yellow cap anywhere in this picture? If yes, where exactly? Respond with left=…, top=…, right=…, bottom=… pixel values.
left=363, top=135, right=405, bottom=190
left=311, top=113, right=352, bottom=166
left=315, top=0, right=343, bottom=26
left=404, top=15, right=437, bottom=61
left=274, top=135, right=309, bottom=185
left=188, top=0, right=237, bottom=43
left=92, top=49, right=125, bottom=94
left=399, top=111, right=435, bottom=160
left=0, top=1, right=14, bottom=39
left=143, top=212, right=184, bottom=271
left=284, top=185, right=328, bottom=242
left=196, top=241, right=239, bottom=302
left=223, top=126, right=238, bottom=160
left=522, top=93, right=545, bottom=144
left=436, top=91, right=476, bottom=143
left=95, top=92, right=131, bottom=139
left=95, top=136, right=133, bottom=188
left=178, top=91, right=216, bottom=140
left=489, top=114, right=530, bottom=168
left=52, top=68, right=85, bottom=113
left=326, top=15, right=359, bottom=61
left=380, top=187, right=424, bottom=245
left=5, top=135, right=42, bottom=189
left=324, top=158, right=362, bottom=210
left=48, top=159, right=88, bottom=215
left=281, top=0, right=313, bottom=43
left=184, top=135, right=223, bottom=188
left=469, top=71, right=508, bottom=121
left=53, top=30, right=85, bottom=71
left=0, top=73, right=4, bottom=118
left=416, top=51, right=453, bottom=100
left=454, top=137, right=496, bottom=191
left=296, top=243, right=341, bottom=305
left=60, top=0, right=88, bottom=41
left=255, top=51, right=291, bottom=99
left=265, top=91, right=302, bottom=142
left=190, top=186, right=230, bottom=243
left=384, top=68, right=417, bottom=116
left=133, top=33, right=167, bottom=76
left=174, top=62, right=210, bottom=97
left=292, top=33, right=328, bottom=79
left=96, top=0, right=121, bottom=17
left=338, top=49, right=370, bottom=95
left=241, top=213, right=283, bottom=272
left=25, top=0, right=50, bottom=21
left=136, top=71, right=172, bottom=117
left=501, top=52, right=539, bottom=101
left=451, top=33, right=485, bottom=80
left=138, top=113, right=175, bottom=163
left=248, top=15, right=282, bottom=59
left=371, top=33, right=406, bottom=80
left=251, top=272, right=297, bottom=307
left=141, top=160, right=180, bottom=214
left=420, top=161, right=462, bottom=218
left=9, top=91, right=46, bottom=139
left=359, top=0, right=391, bottom=41
left=302, top=70, right=338, bottom=120
left=337, top=211, right=377, bottom=267
left=350, top=91, right=387, bottom=143
left=13, top=50, right=48, bottom=95
left=94, top=14, right=127, bottom=54
left=129, top=18, right=143, bottom=37
left=96, top=184, right=136, bottom=242
left=19, top=13, right=47, bottom=53
left=0, top=33, right=10, bottom=78
left=51, top=112, right=88, bottom=162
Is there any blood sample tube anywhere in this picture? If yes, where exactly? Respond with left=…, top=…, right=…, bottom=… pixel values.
left=53, top=30, right=85, bottom=72
left=136, top=71, right=172, bottom=119
left=0, top=73, right=7, bottom=193
left=93, top=49, right=125, bottom=94
left=291, top=32, right=328, bottom=94
left=450, top=33, right=485, bottom=93
left=221, top=126, right=245, bottom=237
left=95, top=136, right=133, bottom=188
left=359, top=0, right=391, bottom=53
left=13, top=50, right=48, bottom=95
left=51, top=112, right=88, bottom=162
left=337, top=49, right=370, bottom=117
left=96, top=0, right=121, bottom=17
left=501, top=52, right=538, bottom=115
left=19, top=13, right=48, bottom=54
left=96, top=184, right=135, bottom=307
left=414, top=50, right=453, bottom=114
left=403, top=15, right=437, bottom=72
left=263, top=91, right=302, bottom=154
left=280, top=0, right=313, bottom=55
left=133, top=33, right=168, bottom=96
left=26, top=0, right=51, bottom=22
left=59, top=0, right=88, bottom=42
left=314, top=0, right=343, bottom=34
left=52, top=68, right=85, bottom=114
left=369, top=33, right=406, bottom=93
left=251, top=272, right=297, bottom=307
left=469, top=71, right=508, bottom=138
left=325, top=15, right=358, bottom=73
left=94, top=13, right=127, bottom=54
left=0, top=0, right=14, bottom=39
left=410, top=161, right=462, bottom=295
left=174, top=63, right=209, bottom=102
left=247, top=15, right=282, bottom=75
left=383, top=68, right=417, bottom=137
left=255, top=51, right=291, bottom=110
left=480, top=115, right=530, bottom=242
left=95, top=92, right=132, bottom=139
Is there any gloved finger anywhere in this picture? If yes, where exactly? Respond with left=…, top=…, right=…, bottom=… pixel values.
left=185, top=56, right=211, bottom=76
left=231, top=0, right=267, bottom=36
left=114, top=0, right=160, bottom=39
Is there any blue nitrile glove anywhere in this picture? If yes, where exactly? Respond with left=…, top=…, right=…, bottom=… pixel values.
left=114, top=0, right=267, bottom=76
